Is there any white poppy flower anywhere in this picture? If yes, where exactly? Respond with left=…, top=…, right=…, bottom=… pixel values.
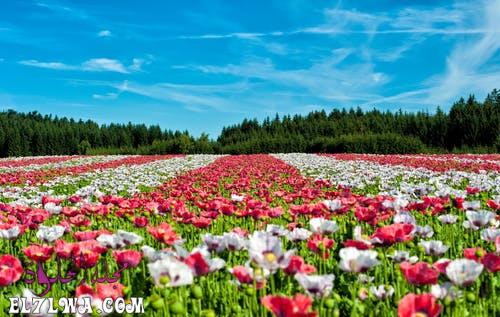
left=419, top=240, right=449, bottom=256
left=295, top=273, right=335, bottom=298
left=36, top=225, right=65, bottom=243
left=309, top=218, right=339, bottom=235
left=446, top=259, right=483, bottom=287
left=148, top=258, right=194, bottom=287
left=339, top=247, right=379, bottom=273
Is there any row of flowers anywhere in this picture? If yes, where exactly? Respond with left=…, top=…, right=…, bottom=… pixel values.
left=0, top=155, right=83, bottom=169
left=0, top=155, right=182, bottom=186
left=318, top=153, right=500, bottom=173
left=0, top=155, right=127, bottom=174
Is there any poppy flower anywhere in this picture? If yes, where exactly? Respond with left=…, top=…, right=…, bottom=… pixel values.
left=147, top=258, right=193, bottom=287
left=36, top=225, right=65, bottom=243
left=371, top=223, right=414, bottom=246
left=284, top=256, right=316, bottom=275
left=133, top=216, right=149, bottom=228
left=184, top=251, right=225, bottom=276
left=309, top=218, right=339, bottom=235
left=261, top=294, right=317, bottom=317
left=229, top=265, right=267, bottom=289
left=398, top=293, right=442, bottom=317
left=481, top=253, right=500, bottom=273
left=295, top=273, right=335, bottom=298
left=432, top=259, right=451, bottom=274
left=23, top=244, right=54, bottom=262
left=248, top=231, right=295, bottom=272
left=463, top=247, right=486, bottom=262
left=147, top=223, right=180, bottom=245
left=96, top=283, right=125, bottom=301
left=54, top=239, right=74, bottom=259
left=0, top=254, right=23, bottom=286
left=112, top=250, right=143, bottom=268
left=446, top=259, right=484, bottom=287
left=400, top=262, right=439, bottom=285
left=343, top=239, right=372, bottom=250
left=339, top=247, right=379, bottom=273
left=307, top=234, right=334, bottom=259
left=72, top=249, right=100, bottom=269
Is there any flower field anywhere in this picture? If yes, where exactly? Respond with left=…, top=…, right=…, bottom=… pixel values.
left=0, top=154, right=499, bottom=316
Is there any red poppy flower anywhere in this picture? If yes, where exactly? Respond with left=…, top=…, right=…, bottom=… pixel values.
left=231, top=266, right=253, bottom=284
left=133, top=216, right=148, bottom=228
left=354, top=206, right=378, bottom=226
left=147, top=222, right=180, bottom=245
left=398, top=293, right=442, bottom=317
left=343, top=240, right=373, bottom=250
left=184, top=252, right=210, bottom=276
left=463, top=247, right=486, bottom=262
left=76, top=283, right=125, bottom=301
left=54, top=239, right=74, bottom=259
left=307, top=234, right=334, bottom=259
left=72, top=249, right=100, bottom=269
left=481, top=253, right=500, bottom=273
left=432, top=259, right=451, bottom=274
left=69, top=195, right=81, bottom=204
left=261, top=294, right=317, bottom=317
left=73, top=240, right=108, bottom=254
left=400, top=262, right=439, bottom=285
left=23, top=244, right=54, bottom=262
left=191, top=217, right=212, bottom=228
left=71, top=240, right=106, bottom=269
left=371, top=223, right=414, bottom=246
left=487, top=199, right=499, bottom=210
left=112, top=250, right=142, bottom=268
left=76, top=284, right=94, bottom=298
left=0, top=254, right=23, bottom=286
left=96, top=283, right=125, bottom=301
left=69, top=214, right=91, bottom=227
left=284, top=256, right=316, bottom=275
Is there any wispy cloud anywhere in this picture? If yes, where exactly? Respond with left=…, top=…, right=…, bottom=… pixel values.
left=178, top=48, right=386, bottom=104
left=19, top=59, right=76, bottom=70
left=178, top=31, right=284, bottom=40
left=82, top=58, right=129, bottom=73
left=92, top=92, right=118, bottom=100
left=425, top=0, right=500, bottom=105
left=35, top=1, right=89, bottom=20
left=98, top=30, right=112, bottom=37
left=364, top=0, right=500, bottom=108
left=18, top=57, right=150, bottom=73
left=178, top=3, right=497, bottom=41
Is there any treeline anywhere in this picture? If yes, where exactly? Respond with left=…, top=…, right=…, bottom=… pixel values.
left=219, top=89, right=500, bottom=154
left=0, top=89, right=499, bottom=156
left=0, top=110, right=217, bottom=157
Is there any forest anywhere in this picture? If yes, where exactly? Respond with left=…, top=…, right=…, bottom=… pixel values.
left=0, top=89, right=499, bottom=156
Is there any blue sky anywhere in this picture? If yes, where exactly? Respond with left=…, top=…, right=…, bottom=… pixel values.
left=1, top=0, right=499, bottom=137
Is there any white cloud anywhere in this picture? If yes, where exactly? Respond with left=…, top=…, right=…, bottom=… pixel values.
left=18, top=59, right=76, bottom=70
left=92, top=92, right=118, bottom=100
left=19, top=57, right=148, bottom=73
left=129, top=58, right=147, bottom=71
left=82, top=58, right=129, bottom=73
left=98, top=30, right=112, bottom=37
left=182, top=50, right=387, bottom=104
left=109, top=80, right=253, bottom=112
